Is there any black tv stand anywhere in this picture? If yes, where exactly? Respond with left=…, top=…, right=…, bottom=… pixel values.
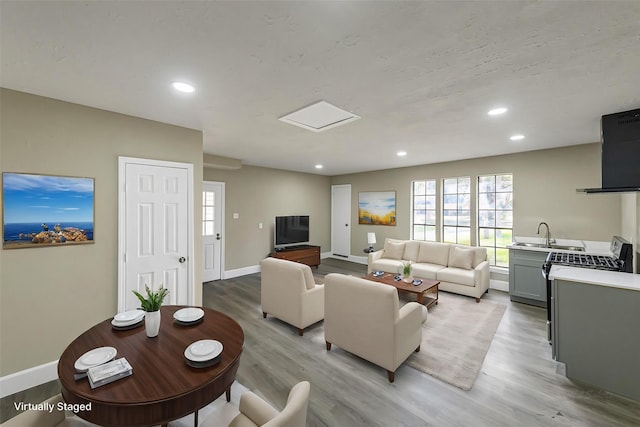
left=269, top=245, right=320, bottom=268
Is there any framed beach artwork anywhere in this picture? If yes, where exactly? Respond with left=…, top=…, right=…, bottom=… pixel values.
left=358, top=191, right=396, bottom=226
left=2, top=172, right=95, bottom=249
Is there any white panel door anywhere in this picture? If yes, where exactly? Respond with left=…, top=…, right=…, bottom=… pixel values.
left=331, top=184, right=351, bottom=257
left=121, top=161, right=190, bottom=311
left=202, top=181, right=224, bottom=282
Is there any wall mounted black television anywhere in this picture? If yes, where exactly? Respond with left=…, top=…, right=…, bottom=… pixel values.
left=274, top=215, right=309, bottom=248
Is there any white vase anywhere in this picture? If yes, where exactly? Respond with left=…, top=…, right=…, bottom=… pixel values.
left=145, top=310, right=161, bottom=338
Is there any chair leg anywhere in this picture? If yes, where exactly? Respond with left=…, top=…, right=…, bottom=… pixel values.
left=387, top=370, right=395, bottom=383
left=326, top=341, right=332, bottom=351
left=298, top=328, right=304, bottom=336
left=475, top=297, right=480, bottom=303
left=415, top=345, right=420, bottom=352
left=263, top=312, right=267, bottom=318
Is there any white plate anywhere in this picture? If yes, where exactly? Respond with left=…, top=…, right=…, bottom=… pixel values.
left=114, top=310, right=144, bottom=323
left=184, top=340, right=223, bottom=362
left=74, top=347, right=117, bottom=372
left=174, top=307, right=204, bottom=323
left=111, top=317, right=143, bottom=327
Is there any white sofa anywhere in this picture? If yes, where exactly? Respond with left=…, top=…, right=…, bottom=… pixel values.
left=324, top=273, right=425, bottom=382
left=368, top=239, right=490, bottom=302
left=260, top=257, right=324, bottom=336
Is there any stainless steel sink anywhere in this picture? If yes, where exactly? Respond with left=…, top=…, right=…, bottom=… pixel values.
left=512, top=242, right=547, bottom=248
left=512, top=242, right=585, bottom=252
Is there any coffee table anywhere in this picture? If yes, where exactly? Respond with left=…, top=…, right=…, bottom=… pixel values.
left=363, top=272, right=439, bottom=308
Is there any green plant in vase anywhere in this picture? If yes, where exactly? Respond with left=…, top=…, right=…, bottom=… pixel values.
left=132, top=285, right=169, bottom=312
left=402, top=261, right=412, bottom=282
left=133, top=285, right=169, bottom=337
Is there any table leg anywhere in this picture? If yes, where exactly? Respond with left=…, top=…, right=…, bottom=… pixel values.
left=226, top=386, right=231, bottom=402
left=193, top=410, right=198, bottom=427
left=417, top=293, right=424, bottom=305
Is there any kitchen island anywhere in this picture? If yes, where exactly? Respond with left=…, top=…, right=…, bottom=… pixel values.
left=549, top=266, right=640, bottom=402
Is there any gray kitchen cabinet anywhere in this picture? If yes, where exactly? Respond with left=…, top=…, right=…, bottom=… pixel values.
left=552, top=278, right=640, bottom=401
left=509, top=248, right=548, bottom=307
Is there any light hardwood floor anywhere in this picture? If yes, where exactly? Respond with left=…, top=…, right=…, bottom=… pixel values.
left=203, top=258, right=640, bottom=427
left=2, top=258, right=639, bottom=426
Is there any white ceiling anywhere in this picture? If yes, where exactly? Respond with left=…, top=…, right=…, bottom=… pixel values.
left=2, top=1, right=639, bottom=176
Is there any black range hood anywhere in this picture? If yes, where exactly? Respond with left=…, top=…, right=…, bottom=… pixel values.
left=580, top=108, right=640, bottom=194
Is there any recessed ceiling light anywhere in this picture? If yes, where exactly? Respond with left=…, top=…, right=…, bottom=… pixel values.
left=315, top=164, right=323, bottom=169
left=397, top=151, right=407, bottom=157
left=510, top=134, right=525, bottom=141
left=171, top=81, right=195, bottom=93
left=488, top=107, right=508, bottom=116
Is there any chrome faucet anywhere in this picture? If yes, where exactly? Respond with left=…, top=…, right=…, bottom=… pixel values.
left=537, top=222, right=551, bottom=247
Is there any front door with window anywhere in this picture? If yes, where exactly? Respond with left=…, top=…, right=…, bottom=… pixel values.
left=202, top=181, right=224, bottom=282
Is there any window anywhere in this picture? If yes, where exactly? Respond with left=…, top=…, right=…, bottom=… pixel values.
left=442, top=177, right=471, bottom=245
left=411, top=180, right=436, bottom=241
left=202, top=190, right=215, bottom=236
left=478, top=174, right=513, bottom=267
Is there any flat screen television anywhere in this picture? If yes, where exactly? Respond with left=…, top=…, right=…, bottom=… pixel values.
left=274, top=215, right=309, bottom=248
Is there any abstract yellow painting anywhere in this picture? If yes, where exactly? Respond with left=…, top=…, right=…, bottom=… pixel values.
left=358, top=191, right=396, bottom=225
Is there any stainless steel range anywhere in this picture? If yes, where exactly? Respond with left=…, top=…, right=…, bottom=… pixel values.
left=545, top=252, right=625, bottom=271
left=542, top=236, right=633, bottom=343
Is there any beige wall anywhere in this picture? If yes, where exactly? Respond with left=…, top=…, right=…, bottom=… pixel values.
left=0, top=89, right=203, bottom=376
left=203, top=165, right=331, bottom=271
left=331, top=143, right=622, bottom=254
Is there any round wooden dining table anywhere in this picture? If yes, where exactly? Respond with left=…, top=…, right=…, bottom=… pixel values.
left=58, top=306, right=244, bottom=427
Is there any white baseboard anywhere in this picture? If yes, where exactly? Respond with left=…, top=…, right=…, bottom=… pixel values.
left=223, top=264, right=260, bottom=279
left=0, top=360, right=59, bottom=398
left=324, top=253, right=368, bottom=265
left=490, top=279, right=509, bottom=292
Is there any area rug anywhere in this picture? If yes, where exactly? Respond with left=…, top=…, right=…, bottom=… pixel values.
left=406, top=292, right=506, bottom=391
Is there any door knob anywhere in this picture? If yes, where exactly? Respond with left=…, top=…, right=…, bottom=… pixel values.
left=179, top=257, right=186, bottom=263
left=216, top=233, right=221, bottom=240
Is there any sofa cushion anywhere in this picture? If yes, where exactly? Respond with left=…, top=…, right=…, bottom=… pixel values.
left=371, top=258, right=404, bottom=274
left=403, top=241, right=420, bottom=262
left=411, top=263, right=445, bottom=280
left=417, top=242, right=450, bottom=266
left=449, top=246, right=474, bottom=270
left=382, top=241, right=405, bottom=260
left=437, top=267, right=475, bottom=287
left=449, top=245, right=487, bottom=268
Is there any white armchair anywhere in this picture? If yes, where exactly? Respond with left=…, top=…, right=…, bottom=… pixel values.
left=227, top=381, right=310, bottom=427
left=260, top=258, right=324, bottom=336
left=323, top=273, right=424, bottom=382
